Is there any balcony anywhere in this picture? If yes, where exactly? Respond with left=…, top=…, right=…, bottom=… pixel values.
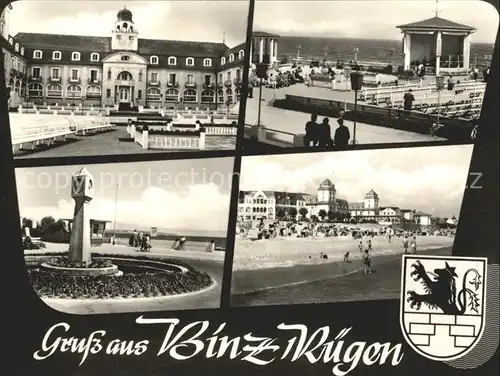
left=88, top=78, right=101, bottom=85
left=203, top=82, right=215, bottom=89
left=68, top=77, right=81, bottom=84
left=28, top=76, right=42, bottom=82
left=49, top=76, right=61, bottom=83
left=116, top=79, right=135, bottom=86
left=167, top=81, right=179, bottom=88
left=147, top=80, right=161, bottom=87
left=224, top=80, right=232, bottom=88
left=185, top=82, right=197, bottom=89
left=233, top=78, right=242, bottom=86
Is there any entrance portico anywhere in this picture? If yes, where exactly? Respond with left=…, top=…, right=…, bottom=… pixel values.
left=397, top=16, right=476, bottom=76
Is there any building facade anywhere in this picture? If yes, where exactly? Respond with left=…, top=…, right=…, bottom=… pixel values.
left=4, top=6, right=246, bottom=109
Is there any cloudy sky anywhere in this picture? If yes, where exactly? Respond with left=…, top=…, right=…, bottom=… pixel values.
left=254, top=0, right=498, bottom=43
left=15, top=158, right=234, bottom=235
left=9, top=1, right=249, bottom=47
left=239, top=145, right=474, bottom=217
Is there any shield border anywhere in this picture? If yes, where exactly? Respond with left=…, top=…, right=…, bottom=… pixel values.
left=399, top=254, right=488, bottom=361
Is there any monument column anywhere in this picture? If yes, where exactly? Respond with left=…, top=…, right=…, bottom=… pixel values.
left=435, top=31, right=442, bottom=76
left=68, top=167, right=94, bottom=264
left=403, top=32, right=411, bottom=70
left=259, top=38, right=264, bottom=63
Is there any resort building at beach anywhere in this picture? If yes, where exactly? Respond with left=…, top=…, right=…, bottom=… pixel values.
left=3, top=5, right=246, bottom=109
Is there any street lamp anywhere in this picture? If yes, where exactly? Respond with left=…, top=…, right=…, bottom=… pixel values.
left=255, top=62, right=268, bottom=127
left=160, top=93, right=164, bottom=110
left=81, top=96, right=85, bottom=115
left=72, top=93, right=75, bottom=107
left=350, top=71, right=364, bottom=145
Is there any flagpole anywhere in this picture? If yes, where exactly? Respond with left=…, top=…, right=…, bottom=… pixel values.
left=112, top=182, right=118, bottom=245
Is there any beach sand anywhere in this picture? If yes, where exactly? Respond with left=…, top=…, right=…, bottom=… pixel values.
left=232, top=234, right=454, bottom=271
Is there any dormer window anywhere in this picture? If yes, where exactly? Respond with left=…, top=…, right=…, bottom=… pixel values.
left=8, top=37, right=13, bottom=45
left=20, top=47, right=24, bottom=56
left=203, top=58, right=212, bottom=67
left=185, top=57, right=194, bottom=66
left=33, top=50, right=42, bottom=59
left=168, top=56, right=176, bottom=65
left=221, top=57, right=226, bottom=65
left=52, top=51, right=62, bottom=60
left=239, top=49, right=244, bottom=59
left=90, top=53, right=99, bottom=62
left=14, top=43, right=19, bottom=52
left=71, top=52, right=81, bottom=61
left=150, top=55, right=159, bottom=65
left=121, top=55, right=130, bottom=61
left=229, top=54, right=235, bottom=62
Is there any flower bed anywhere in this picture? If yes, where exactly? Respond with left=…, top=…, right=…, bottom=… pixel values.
left=27, top=253, right=213, bottom=299
left=45, top=256, right=113, bottom=269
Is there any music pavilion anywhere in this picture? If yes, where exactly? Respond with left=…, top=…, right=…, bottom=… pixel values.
left=5, top=6, right=246, bottom=110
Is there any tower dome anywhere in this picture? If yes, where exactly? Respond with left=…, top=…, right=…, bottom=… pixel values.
left=319, top=179, right=335, bottom=190
left=117, top=6, right=133, bottom=22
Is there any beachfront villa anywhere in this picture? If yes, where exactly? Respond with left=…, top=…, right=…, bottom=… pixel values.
left=397, top=16, right=476, bottom=76
left=239, top=180, right=434, bottom=226
left=2, top=5, right=246, bottom=109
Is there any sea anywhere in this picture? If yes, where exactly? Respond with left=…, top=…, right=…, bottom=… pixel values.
left=277, top=36, right=495, bottom=67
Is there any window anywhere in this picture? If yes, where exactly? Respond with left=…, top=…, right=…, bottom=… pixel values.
left=168, top=56, right=176, bottom=65
left=71, top=52, right=81, bottom=61
left=20, top=47, right=24, bottom=56
left=117, top=71, right=133, bottom=80
left=52, top=51, right=61, bottom=60
left=229, top=53, right=235, bottom=62
left=67, top=84, right=82, bottom=98
left=227, top=71, right=231, bottom=80
left=239, top=49, right=244, bottom=59
left=90, top=70, right=98, bottom=83
left=236, top=87, right=241, bottom=101
left=86, top=85, right=101, bottom=97
left=186, top=74, right=194, bottom=85
left=218, top=73, right=223, bottom=83
left=226, top=88, right=233, bottom=104
left=47, top=83, right=62, bottom=97
left=15, top=43, right=19, bottom=52
left=203, top=58, right=212, bottom=67
left=106, top=89, right=111, bottom=98
left=168, top=73, right=177, bottom=85
left=150, top=72, right=158, bottom=83
left=138, top=90, right=142, bottom=99
left=185, top=57, right=194, bottom=66
left=33, top=50, right=42, bottom=59
left=121, top=55, right=130, bottom=61
left=165, top=88, right=179, bottom=102
left=221, top=57, right=226, bottom=65
left=201, top=89, right=215, bottom=103
left=32, top=67, right=41, bottom=79
left=150, top=56, right=159, bottom=65
left=147, top=87, right=161, bottom=101
left=236, top=69, right=241, bottom=80
left=183, top=89, right=197, bottom=102
left=204, top=75, right=212, bottom=86
left=117, top=35, right=122, bottom=40
left=70, top=69, right=79, bottom=81
left=90, top=53, right=100, bottom=62
left=28, top=83, right=43, bottom=97
left=51, top=68, right=60, bottom=79
left=217, top=89, right=224, bottom=103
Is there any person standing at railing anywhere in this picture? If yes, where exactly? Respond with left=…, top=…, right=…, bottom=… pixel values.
left=333, top=117, right=350, bottom=150
left=304, top=114, right=319, bottom=147
left=403, top=89, right=415, bottom=118
left=318, top=117, right=333, bottom=148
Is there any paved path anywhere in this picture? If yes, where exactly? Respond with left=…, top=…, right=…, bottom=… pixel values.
left=14, top=127, right=236, bottom=159
left=245, top=85, right=444, bottom=145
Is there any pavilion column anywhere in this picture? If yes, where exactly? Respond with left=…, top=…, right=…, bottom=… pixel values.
left=463, top=34, right=471, bottom=71
left=274, top=40, right=278, bottom=61
left=435, top=31, right=442, bottom=76
left=403, top=32, right=411, bottom=71
left=269, top=39, right=274, bottom=65
left=259, top=37, right=264, bottom=63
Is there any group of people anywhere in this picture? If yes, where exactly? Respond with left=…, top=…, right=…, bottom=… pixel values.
left=304, top=113, right=351, bottom=149
left=129, top=230, right=152, bottom=252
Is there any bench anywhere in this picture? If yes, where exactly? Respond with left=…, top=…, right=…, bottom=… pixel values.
left=11, top=120, right=76, bottom=153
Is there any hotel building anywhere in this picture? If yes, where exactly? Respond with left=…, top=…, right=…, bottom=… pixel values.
left=2, top=6, right=247, bottom=110
left=239, top=179, right=433, bottom=226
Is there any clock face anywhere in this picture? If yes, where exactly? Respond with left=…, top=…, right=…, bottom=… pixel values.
left=72, top=176, right=83, bottom=194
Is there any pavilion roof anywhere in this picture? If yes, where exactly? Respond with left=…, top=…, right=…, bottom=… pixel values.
left=396, top=17, right=475, bottom=32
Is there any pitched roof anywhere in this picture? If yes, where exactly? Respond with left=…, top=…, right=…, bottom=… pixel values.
left=414, top=211, right=432, bottom=216
left=396, top=17, right=475, bottom=31
left=365, top=189, right=379, bottom=198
